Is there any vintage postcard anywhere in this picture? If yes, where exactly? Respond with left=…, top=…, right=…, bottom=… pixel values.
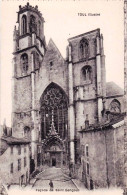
left=0, top=0, right=126, bottom=195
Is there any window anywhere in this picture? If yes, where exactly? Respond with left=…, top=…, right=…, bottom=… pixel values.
left=86, top=163, right=89, bottom=175
left=24, top=157, right=27, bottom=167
left=38, top=21, right=41, bottom=37
left=50, top=61, right=53, bottom=70
left=81, top=65, right=92, bottom=83
left=82, top=160, right=85, bottom=172
left=24, top=126, right=30, bottom=138
left=40, top=83, right=68, bottom=140
left=22, top=15, right=27, bottom=35
left=81, top=145, right=84, bottom=156
left=11, top=146, right=13, bottom=154
left=29, top=15, right=37, bottom=33
left=37, top=146, right=41, bottom=154
left=79, top=38, right=89, bottom=59
left=80, top=43, right=84, bottom=57
left=3, top=126, right=7, bottom=136
left=18, top=159, right=21, bottom=171
left=21, top=53, right=28, bottom=71
left=84, top=41, right=89, bottom=57
left=85, top=145, right=89, bottom=157
left=18, top=145, right=21, bottom=155
left=10, top=163, right=13, bottom=173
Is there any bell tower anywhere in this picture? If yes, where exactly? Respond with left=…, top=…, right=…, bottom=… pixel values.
left=67, top=29, right=106, bottom=164
left=12, top=3, right=46, bottom=169
left=13, top=2, right=46, bottom=55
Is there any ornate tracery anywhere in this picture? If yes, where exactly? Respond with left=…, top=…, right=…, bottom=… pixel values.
left=82, top=66, right=92, bottom=81
left=109, top=99, right=121, bottom=113
left=79, top=38, right=89, bottom=59
left=29, top=15, right=37, bottom=33
left=40, top=83, right=68, bottom=140
left=21, top=53, right=28, bottom=71
left=22, top=15, right=27, bottom=35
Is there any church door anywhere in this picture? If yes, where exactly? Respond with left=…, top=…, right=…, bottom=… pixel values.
left=52, top=157, right=56, bottom=166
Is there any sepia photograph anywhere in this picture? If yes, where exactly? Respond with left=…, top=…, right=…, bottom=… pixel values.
left=0, top=0, right=126, bottom=194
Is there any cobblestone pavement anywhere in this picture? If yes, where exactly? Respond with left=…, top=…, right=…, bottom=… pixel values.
left=32, top=167, right=79, bottom=191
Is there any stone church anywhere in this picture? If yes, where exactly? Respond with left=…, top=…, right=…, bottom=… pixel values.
left=11, top=3, right=124, bottom=188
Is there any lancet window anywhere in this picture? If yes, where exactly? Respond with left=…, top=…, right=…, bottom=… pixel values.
left=29, top=15, right=37, bottom=33
left=82, top=65, right=92, bottom=82
left=22, top=15, right=27, bottom=35
left=79, top=38, right=89, bottom=59
left=21, top=53, right=28, bottom=71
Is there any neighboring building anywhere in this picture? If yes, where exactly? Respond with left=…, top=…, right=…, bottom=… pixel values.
left=79, top=116, right=124, bottom=189
left=0, top=125, right=30, bottom=186
left=77, top=82, right=125, bottom=189
left=10, top=2, right=124, bottom=189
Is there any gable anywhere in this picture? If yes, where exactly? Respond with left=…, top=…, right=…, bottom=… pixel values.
left=42, top=38, right=65, bottom=67
left=38, top=39, right=68, bottom=96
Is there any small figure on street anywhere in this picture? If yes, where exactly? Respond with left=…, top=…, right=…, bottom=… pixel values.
left=49, top=180, right=54, bottom=191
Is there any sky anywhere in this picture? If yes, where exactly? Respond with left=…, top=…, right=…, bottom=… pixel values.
left=0, top=0, right=124, bottom=126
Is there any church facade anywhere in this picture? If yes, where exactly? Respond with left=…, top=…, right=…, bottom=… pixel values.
left=11, top=3, right=124, bottom=187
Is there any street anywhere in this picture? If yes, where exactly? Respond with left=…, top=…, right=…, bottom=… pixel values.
left=32, top=167, right=78, bottom=191
left=7, top=168, right=124, bottom=195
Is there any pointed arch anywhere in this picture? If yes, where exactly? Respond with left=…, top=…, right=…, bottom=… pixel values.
left=79, top=38, right=89, bottom=59
left=29, top=15, right=37, bottom=33
left=24, top=126, right=31, bottom=139
left=38, top=20, right=41, bottom=37
left=81, top=65, right=92, bottom=84
left=22, top=15, right=27, bottom=35
left=40, top=82, right=68, bottom=107
left=109, top=99, right=121, bottom=113
left=40, top=82, right=68, bottom=140
left=43, top=135, right=64, bottom=151
left=21, top=53, right=28, bottom=71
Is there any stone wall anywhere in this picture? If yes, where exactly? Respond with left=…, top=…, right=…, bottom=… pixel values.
left=35, top=39, right=68, bottom=105
left=79, top=124, right=124, bottom=189
left=0, top=143, right=30, bottom=185
left=105, top=96, right=124, bottom=112
left=69, top=30, right=98, bottom=63
left=69, top=29, right=103, bottom=136
left=75, top=100, right=98, bottom=133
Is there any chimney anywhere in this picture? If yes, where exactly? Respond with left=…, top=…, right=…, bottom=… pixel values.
left=3, top=118, right=7, bottom=136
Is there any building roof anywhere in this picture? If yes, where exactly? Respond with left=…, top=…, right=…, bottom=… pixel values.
left=1, top=136, right=30, bottom=145
left=112, top=120, right=124, bottom=128
left=0, top=147, right=8, bottom=156
left=106, top=82, right=124, bottom=97
left=79, top=113, right=125, bottom=133
left=68, top=28, right=100, bottom=41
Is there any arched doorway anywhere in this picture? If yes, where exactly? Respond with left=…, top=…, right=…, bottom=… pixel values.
left=40, top=83, right=69, bottom=167
left=52, top=157, right=56, bottom=166
left=42, top=135, right=65, bottom=168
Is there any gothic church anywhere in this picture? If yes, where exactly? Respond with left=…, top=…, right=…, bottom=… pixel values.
left=12, top=3, right=124, bottom=187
